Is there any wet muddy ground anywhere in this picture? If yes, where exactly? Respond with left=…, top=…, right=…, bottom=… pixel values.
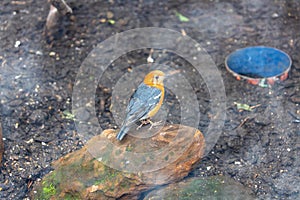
left=0, top=0, right=299, bottom=199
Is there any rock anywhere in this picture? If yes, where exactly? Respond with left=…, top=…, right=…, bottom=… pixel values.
left=45, top=0, right=73, bottom=42
left=31, top=124, right=205, bottom=199
left=50, top=0, right=72, bottom=16
left=144, top=175, right=256, bottom=200
left=0, top=122, right=3, bottom=166
left=29, top=109, right=48, bottom=125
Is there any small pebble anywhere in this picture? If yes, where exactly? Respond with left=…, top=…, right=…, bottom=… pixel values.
left=35, top=51, right=43, bottom=55
left=272, top=13, right=279, bottom=18
left=234, top=161, right=241, bottom=165
left=49, top=52, right=56, bottom=57
left=107, top=11, right=114, bottom=19
left=147, top=56, right=154, bottom=63
left=99, top=18, right=106, bottom=23
left=26, top=139, right=34, bottom=144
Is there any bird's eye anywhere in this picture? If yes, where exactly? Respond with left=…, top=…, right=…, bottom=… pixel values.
left=154, top=75, right=159, bottom=80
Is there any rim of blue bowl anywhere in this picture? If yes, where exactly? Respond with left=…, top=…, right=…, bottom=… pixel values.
left=225, top=46, right=292, bottom=82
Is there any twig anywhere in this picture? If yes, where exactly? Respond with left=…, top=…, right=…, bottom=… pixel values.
left=11, top=1, right=27, bottom=5
left=288, top=110, right=300, bottom=120
left=237, top=116, right=251, bottom=129
left=288, top=110, right=300, bottom=123
left=250, top=104, right=261, bottom=110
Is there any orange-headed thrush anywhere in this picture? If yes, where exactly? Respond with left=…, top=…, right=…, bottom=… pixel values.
left=116, top=70, right=165, bottom=140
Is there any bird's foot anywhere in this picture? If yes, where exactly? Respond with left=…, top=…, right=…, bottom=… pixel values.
left=136, top=119, right=151, bottom=130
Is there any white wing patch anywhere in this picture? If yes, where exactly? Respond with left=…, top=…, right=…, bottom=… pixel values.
left=153, top=93, right=161, bottom=99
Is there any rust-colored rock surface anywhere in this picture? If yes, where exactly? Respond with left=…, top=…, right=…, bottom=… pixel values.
left=31, top=124, right=205, bottom=199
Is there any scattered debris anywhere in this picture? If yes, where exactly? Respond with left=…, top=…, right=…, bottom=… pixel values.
left=11, top=1, right=27, bottom=5
left=175, top=11, right=190, bottom=22
left=234, top=102, right=261, bottom=112
left=236, top=116, right=254, bottom=129
left=62, top=110, right=75, bottom=120
left=14, top=40, right=21, bottom=48
left=181, top=29, right=187, bottom=36
left=147, top=49, right=154, bottom=63
left=258, top=79, right=270, bottom=88
left=49, top=52, right=56, bottom=57
left=288, top=111, right=300, bottom=123
left=107, top=19, right=115, bottom=25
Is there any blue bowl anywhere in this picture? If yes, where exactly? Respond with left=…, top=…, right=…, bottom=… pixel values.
left=225, top=46, right=292, bottom=85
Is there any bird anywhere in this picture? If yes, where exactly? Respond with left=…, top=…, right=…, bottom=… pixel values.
left=116, top=70, right=166, bottom=141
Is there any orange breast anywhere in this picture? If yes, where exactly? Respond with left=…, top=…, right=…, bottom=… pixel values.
left=147, top=87, right=164, bottom=118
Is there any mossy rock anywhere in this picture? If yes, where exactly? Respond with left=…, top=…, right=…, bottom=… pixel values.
left=31, top=124, right=205, bottom=199
left=144, top=175, right=256, bottom=200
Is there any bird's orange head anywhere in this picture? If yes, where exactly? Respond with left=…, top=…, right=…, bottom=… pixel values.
left=143, top=70, right=165, bottom=88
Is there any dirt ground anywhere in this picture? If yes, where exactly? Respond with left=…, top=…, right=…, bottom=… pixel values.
left=0, top=0, right=299, bottom=199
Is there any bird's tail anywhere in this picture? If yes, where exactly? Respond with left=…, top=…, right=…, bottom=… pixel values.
left=116, top=125, right=130, bottom=141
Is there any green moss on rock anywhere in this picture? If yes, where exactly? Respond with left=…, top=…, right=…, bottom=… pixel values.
left=144, top=176, right=256, bottom=200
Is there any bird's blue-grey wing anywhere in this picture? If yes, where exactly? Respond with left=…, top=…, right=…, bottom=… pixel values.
left=123, top=83, right=161, bottom=125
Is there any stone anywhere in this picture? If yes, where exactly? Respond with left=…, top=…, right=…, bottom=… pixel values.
left=45, top=0, right=73, bottom=42
left=31, top=124, right=205, bottom=199
left=144, top=175, right=256, bottom=200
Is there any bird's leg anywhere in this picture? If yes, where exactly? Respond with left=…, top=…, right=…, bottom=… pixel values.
left=136, top=118, right=151, bottom=130
left=136, top=118, right=162, bottom=130
left=148, top=120, right=162, bottom=130
left=136, top=123, right=143, bottom=130
left=136, top=118, right=153, bottom=130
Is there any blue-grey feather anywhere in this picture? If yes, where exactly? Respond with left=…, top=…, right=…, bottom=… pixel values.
left=124, top=83, right=161, bottom=126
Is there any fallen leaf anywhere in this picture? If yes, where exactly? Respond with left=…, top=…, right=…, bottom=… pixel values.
left=175, top=11, right=190, bottom=22
left=234, top=102, right=252, bottom=111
